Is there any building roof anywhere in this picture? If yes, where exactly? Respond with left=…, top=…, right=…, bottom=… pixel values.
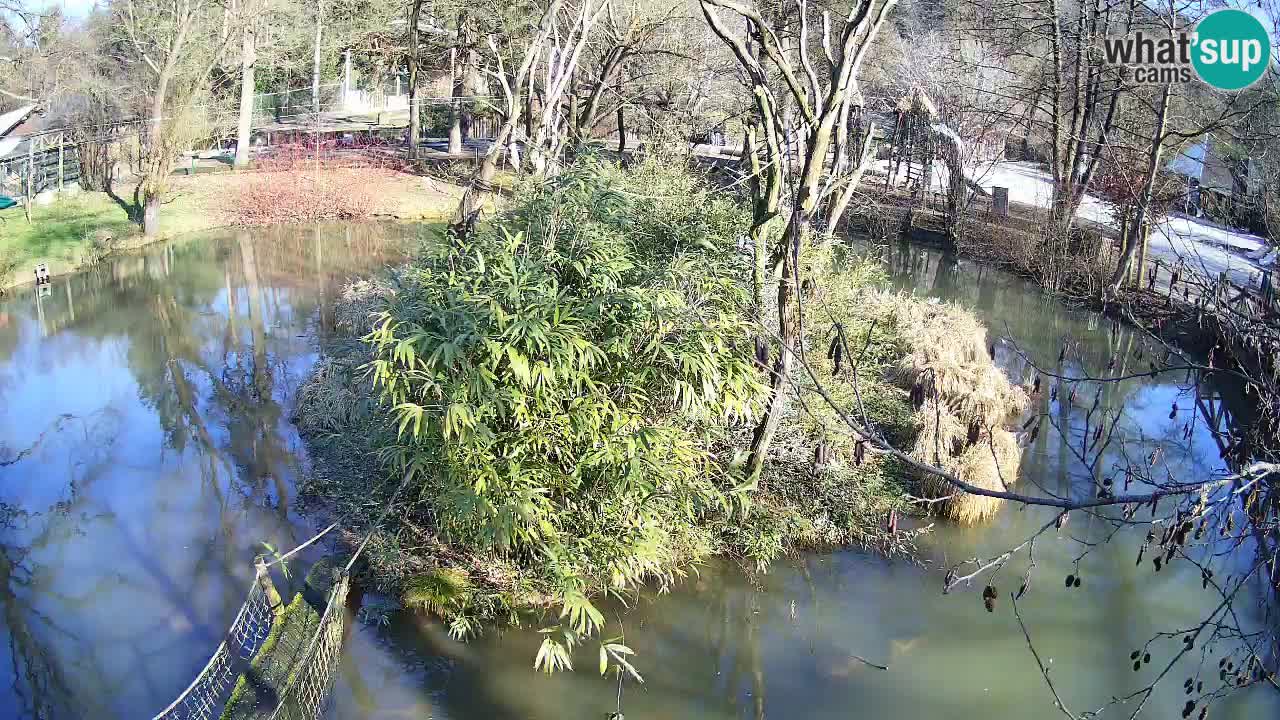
left=1167, top=141, right=1209, bottom=181
left=0, top=105, right=39, bottom=161
left=0, top=105, right=37, bottom=137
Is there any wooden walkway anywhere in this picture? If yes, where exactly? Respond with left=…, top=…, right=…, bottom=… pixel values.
left=220, top=561, right=340, bottom=720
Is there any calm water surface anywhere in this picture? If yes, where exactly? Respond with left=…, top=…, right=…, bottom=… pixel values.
left=0, top=228, right=1274, bottom=719
left=0, top=224, right=414, bottom=719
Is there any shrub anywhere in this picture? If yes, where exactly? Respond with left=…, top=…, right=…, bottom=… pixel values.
left=227, top=143, right=408, bottom=226
left=80, top=228, right=121, bottom=267
left=231, top=168, right=378, bottom=225
left=360, top=159, right=764, bottom=659
left=298, top=158, right=986, bottom=671
left=0, top=246, right=18, bottom=289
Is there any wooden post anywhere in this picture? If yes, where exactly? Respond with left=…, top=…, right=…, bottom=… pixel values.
left=1134, top=221, right=1149, bottom=289
left=991, top=187, right=1009, bottom=217
left=57, top=134, right=65, bottom=193
left=24, top=141, right=34, bottom=222
left=255, top=557, right=285, bottom=616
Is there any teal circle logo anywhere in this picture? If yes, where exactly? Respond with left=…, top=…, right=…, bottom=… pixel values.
left=1191, top=9, right=1272, bottom=90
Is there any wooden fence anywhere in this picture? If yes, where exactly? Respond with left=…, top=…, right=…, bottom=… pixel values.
left=0, top=132, right=81, bottom=200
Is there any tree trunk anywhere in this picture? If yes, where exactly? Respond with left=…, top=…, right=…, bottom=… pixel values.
left=616, top=104, right=625, bottom=156
left=235, top=20, right=256, bottom=169
left=566, top=87, right=581, bottom=158
left=1134, top=222, right=1149, bottom=288
left=460, top=47, right=478, bottom=141
left=137, top=57, right=176, bottom=236
left=455, top=123, right=513, bottom=223
left=407, top=0, right=424, bottom=158
left=142, top=194, right=161, bottom=237
left=574, top=48, right=624, bottom=151
left=525, top=84, right=536, bottom=142
left=311, top=0, right=324, bottom=116
left=745, top=123, right=765, bottom=305
left=744, top=119, right=783, bottom=310
left=744, top=81, right=845, bottom=480
left=1108, top=82, right=1171, bottom=296
left=746, top=211, right=805, bottom=481
left=448, top=47, right=463, bottom=154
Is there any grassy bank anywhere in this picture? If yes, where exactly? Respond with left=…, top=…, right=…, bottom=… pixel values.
left=0, top=190, right=214, bottom=290
left=292, top=158, right=1029, bottom=668
left=0, top=169, right=464, bottom=292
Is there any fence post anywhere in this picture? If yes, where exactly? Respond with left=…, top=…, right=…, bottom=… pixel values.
left=58, top=134, right=65, bottom=193
left=991, top=186, right=1009, bottom=217
left=24, top=141, right=34, bottom=222
left=255, top=558, right=285, bottom=616
left=1134, top=222, right=1149, bottom=289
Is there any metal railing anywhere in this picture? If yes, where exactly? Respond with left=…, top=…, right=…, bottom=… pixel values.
left=149, top=582, right=275, bottom=720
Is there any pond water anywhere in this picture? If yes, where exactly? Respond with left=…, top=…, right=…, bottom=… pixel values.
left=0, top=227, right=1274, bottom=719
left=0, top=224, right=416, bottom=719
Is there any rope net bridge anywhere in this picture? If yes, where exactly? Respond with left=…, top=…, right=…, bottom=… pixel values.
left=149, top=523, right=355, bottom=720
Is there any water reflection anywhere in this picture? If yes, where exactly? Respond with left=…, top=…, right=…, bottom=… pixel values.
left=0, top=223, right=413, bottom=719
left=330, top=239, right=1276, bottom=720
left=3, top=227, right=1270, bottom=720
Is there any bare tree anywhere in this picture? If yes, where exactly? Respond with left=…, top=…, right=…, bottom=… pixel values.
left=702, top=0, right=897, bottom=482
left=453, top=0, right=565, bottom=222
left=115, top=0, right=233, bottom=235
left=565, top=0, right=686, bottom=152
left=522, top=0, right=605, bottom=175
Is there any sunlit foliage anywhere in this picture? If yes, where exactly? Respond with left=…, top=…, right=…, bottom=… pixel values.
left=362, top=158, right=765, bottom=660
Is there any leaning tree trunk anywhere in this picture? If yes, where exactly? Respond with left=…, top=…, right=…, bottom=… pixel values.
left=826, top=124, right=876, bottom=235
left=1108, top=82, right=1171, bottom=297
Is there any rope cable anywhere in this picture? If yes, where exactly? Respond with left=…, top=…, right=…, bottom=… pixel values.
left=262, top=522, right=339, bottom=567
left=344, top=468, right=419, bottom=574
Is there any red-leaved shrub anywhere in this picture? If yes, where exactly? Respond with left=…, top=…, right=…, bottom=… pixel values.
left=229, top=142, right=407, bottom=226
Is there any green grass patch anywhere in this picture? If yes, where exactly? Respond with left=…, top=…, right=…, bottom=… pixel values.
left=0, top=191, right=221, bottom=289
left=0, top=194, right=134, bottom=281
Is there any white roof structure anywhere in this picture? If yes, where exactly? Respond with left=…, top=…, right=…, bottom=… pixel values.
left=1167, top=141, right=1209, bottom=181
left=0, top=105, right=38, bottom=160
left=0, top=104, right=36, bottom=136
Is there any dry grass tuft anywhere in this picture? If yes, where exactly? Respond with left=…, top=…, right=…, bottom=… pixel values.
left=293, top=278, right=395, bottom=436
left=336, top=277, right=394, bottom=335
left=293, top=356, right=374, bottom=436
left=868, top=291, right=1027, bottom=523
left=933, top=425, right=1022, bottom=524
left=909, top=399, right=967, bottom=466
